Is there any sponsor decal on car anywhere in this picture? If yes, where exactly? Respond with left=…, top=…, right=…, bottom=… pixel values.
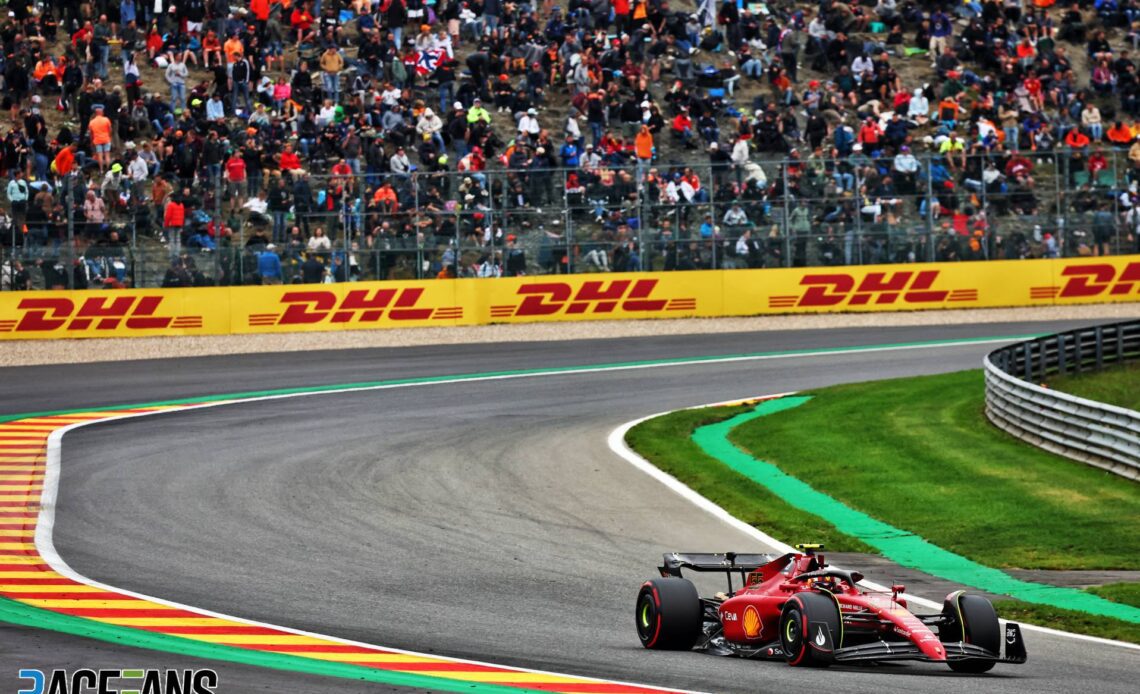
left=742, top=605, right=764, bottom=639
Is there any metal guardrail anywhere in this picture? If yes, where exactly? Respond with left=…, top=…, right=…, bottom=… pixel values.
left=983, top=321, right=1140, bottom=481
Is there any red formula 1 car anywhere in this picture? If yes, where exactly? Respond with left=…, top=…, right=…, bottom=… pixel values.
left=636, top=545, right=1027, bottom=672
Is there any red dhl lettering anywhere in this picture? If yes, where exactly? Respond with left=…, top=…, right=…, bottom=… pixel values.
left=796, top=271, right=956, bottom=307
left=265, top=288, right=449, bottom=326
left=1058, top=263, right=1140, bottom=298
left=504, top=279, right=684, bottom=317
left=9, top=296, right=198, bottom=332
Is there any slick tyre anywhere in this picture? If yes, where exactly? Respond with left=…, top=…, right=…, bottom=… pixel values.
left=780, top=592, right=841, bottom=667
left=941, top=592, right=1000, bottom=673
left=636, top=578, right=701, bottom=650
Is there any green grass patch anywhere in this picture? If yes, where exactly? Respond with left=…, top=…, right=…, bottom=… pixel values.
left=1089, top=582, right=1140, bottom=609
left=625, top=406, right=872, bottom=553
left=726, top=371, right=1140, bottom=571
left=1046, top=361, right=1140, bottom=411
left=994, top=599, right=1140, bottom=644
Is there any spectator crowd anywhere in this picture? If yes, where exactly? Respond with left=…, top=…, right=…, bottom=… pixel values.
left=1, top=0, right=1139, bottom=289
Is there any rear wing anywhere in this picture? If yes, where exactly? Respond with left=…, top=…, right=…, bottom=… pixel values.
left=659, top=552, right=776, bottom=595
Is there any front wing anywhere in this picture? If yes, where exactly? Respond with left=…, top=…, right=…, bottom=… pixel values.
left=831, top=622, right=1028, bottom=665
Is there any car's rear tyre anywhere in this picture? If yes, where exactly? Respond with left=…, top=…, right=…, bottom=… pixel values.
left=941, top=592, right=1000, bottom=673
left=635, top=578, right=701, bottom=650
left=780, top=592, right=841, bottom=667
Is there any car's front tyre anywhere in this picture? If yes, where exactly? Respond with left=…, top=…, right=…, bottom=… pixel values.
left=941, top=592, right=1000, bottom=673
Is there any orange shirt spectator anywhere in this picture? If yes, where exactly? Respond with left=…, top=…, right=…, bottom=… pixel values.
left=224, top=37, right=245, bottom=63
left=635, top=126, right=654, bottom=159
left=89, top=112, right=113, bottom=146
left=52, top=145, right=76, bottom=176
left=1064, top=129, right=1090, bottom=148
left=1107, top=122, right=1133, bottom=144
left=371, top=184, right=398, bottom=212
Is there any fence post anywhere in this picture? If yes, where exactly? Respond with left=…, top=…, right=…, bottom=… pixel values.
left=1095, top=324, right=1104, bottom=370
left=924, top=156, right=935, bottom=262
left=564, top=168, right=574, bottom=274
left=782, top=160, right=792, bottom=268
left=214, top=174, right=223, bottom=284
left=65, top=176, right=75, bottom=290
left=1054, top=150, right=1063, bottom=251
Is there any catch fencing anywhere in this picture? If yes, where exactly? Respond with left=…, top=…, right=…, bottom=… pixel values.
left=983, top=321, right=1140, bottom=480
left=2, top=148, right=1140, bottom=290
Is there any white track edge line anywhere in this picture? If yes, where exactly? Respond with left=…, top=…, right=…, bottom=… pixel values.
left=607, top=400, right=1140, bottom=654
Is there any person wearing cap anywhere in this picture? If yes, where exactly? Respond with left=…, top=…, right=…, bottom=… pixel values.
left=446, top=103, right=469, bottom=158
left=88, top=105, right=114, bottom=171
left=258, top=243, right=284, bottom=284
left=504, top=233, right=526, bottom=277
left=518, top=107, right=540, bottom=140
left=466, top=98, right=492, bottom=125
left=893, top=145, right=919, bottom=195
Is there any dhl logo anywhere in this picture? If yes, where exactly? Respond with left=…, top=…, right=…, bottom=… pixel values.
left=247, top=288, right=463, bottom=326
left=1030, top=262, right=1140, bottom=299
left=0, top=296, right=202, bottom=333
left=489, top=279, right=696, bottom=318
left=768, top=270, right=978, bottom=308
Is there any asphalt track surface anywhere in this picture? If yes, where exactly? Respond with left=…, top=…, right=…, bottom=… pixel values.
left=2, top=320, right=1138, bottom=694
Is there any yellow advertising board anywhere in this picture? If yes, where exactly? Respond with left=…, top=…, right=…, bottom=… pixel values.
left=1, top=256, right=1138, bottom=340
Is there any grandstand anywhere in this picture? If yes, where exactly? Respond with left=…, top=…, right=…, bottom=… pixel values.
left=0, top=0, right=1138, bottom=289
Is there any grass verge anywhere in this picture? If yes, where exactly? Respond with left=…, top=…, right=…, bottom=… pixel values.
left=994, top=599, right=1140, bottom=644
left=624, top=377, right=1140, bottom=644
left=1089, top=583, right=1140, bottom=610
left=727, top=370, right=1140, bottom=571
left=625, top=405, right=872, bottom=553
left=1046, top=362, right=1140, bottom=412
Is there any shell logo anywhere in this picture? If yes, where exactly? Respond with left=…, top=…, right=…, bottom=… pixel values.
left=742, top=605, right=763, bottom=639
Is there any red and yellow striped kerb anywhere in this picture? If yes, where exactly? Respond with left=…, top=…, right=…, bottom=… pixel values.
left=0, top=407, right=675, bottom=693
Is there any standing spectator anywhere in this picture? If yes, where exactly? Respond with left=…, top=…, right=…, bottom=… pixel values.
left=504, top=233, right=526, bottom=276
left=230, top=52, right=253, bottom=116
left=6, top=171, right=28, bottom=230
left=319, top=45, right=345, bottom=103
left=267, top=177, right=291, bottom=243
left=635, top=124, right=654, bottom=180
left=88, top=105, right=114, bottom=172
left=163, top=194, right=186, bottom=255
left=929, top=8, right=953, bottom=61
left=258, top=244, right=284, bottom=284
left=165, top=54, right=189, bottom=113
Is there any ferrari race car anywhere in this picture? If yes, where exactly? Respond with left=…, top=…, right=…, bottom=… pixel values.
left=636, top=545, right=1027, bottom=672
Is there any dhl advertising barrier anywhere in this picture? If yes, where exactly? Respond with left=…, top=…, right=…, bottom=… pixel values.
left=2, top=255, right=1139, bottom=340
